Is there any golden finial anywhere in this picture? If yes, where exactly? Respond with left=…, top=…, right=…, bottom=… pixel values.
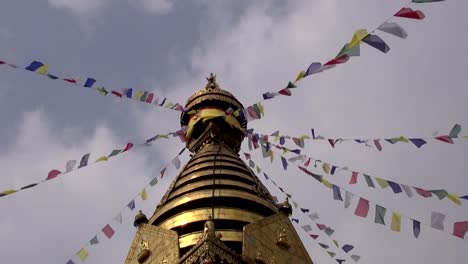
left=205, top=73, right=219, bottom=90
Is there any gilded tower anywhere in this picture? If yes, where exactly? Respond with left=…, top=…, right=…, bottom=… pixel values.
left=125, top=74, right=314, bottom=264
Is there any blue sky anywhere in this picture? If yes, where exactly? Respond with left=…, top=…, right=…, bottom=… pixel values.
left=1, top=0, right=467, bottom=263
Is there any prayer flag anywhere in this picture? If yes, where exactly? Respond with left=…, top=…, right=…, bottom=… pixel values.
left=344, top=191, right=354, bottom=209
left=321, top=178, right=333, bottom=189
left=114, top=212, right=123, bottom=224
left=37, top=64, right=49, bottom=75
left=295, top=71, right=305, bottom=82
left=394, top=7, right=425, bottom=19
left=336, top=260, right=345, bottom=264
left=140, top=188, right=148, bottom=201
left=378, top=22, right=408, bottom=39
left=310, top=234, right=319, bottom=240
left=149, top=177, right=158, bottom=186
left=172, top=156, right=181, bottom=169
left=350, top=171, right=358, bottom=184
left=286, top=81, right=297, bottom=89
left=146, top=93, right=154, bottom=103
left=388, top=181, right=402, bottom=194
left=301, top=225, right=312, bottom=232
left=375, top=205, right=386, bottom=225
left=66, top=260, right=75, bottom=264
left=413, top=0, right=445, bottom=2
left=102, top=224, right=115, bottom=239
left=391, top=212, right=401, bottom=232
left=431, top=211, right=445, bottom=231
left=374, top=139, right=382, bottom=151
left=77, top=248, right=89, bottom=261
left=413, top=220, right=421, bottom=238
left=342, top=244, right=354, bottom=253
left=84, top=78, right=96, bottom=88
left=64, top=78, right=77, bottom=84
left=402, top=184, right=414, bottom=197
left=461, top=195, right=468, bottom=200
left=108, top=149, right=121, bottom=157
left=327, top=252, right=336, bottom=258
left=349, top=29, right=369, bottom=49
left=430, top=189, right=448, bottom=200
left=127, top=200, right=135, bottom=210
left=47, top=74, right=58, bottom=79
left=453, top=221, right=468, bottom=239
left=25, top=61, right=44, bottom=71
left=66, top=160, right=77, bottom=172
left=318, top=243, right=329, bottom=249
left=324, top=55, right=350, bottom=66
left=330, top=166, right=337, bottom=175
left=362, top=34, right=390, bottom=53
left=409, top=138, right=427, bottom=148
left=447, top=193, right=462, bottom=205
left=435, top=135, right=454, bottom=144
left=415, top=187, right=432, bottom=198
left=124, top=88, right=133, bottom=98
left=20, top=183, right=37, bottom=190
left=262, top=92, right=277, bottom=100
left=322, top=163, right=330, bottom=174
left=281, top=156, right=288, bottom=170
left=324, top=227, right=335, bottom=236
left=300, top=208, right=309, bottom=213
left=78, top=153, right=90, bottom=168
left=46, top=169, right=62, bottom=180
left=308, top=212, right=319, bottom=221
left=292, top=218, right=299, bottom=223
left=364, top=174, right=375, bottom=188
left=160, top=167, right=167, bottom=178
left=123, top=143, right=134, bottom=152
left=95, top=156, right=108, bottom=162
left=96, top=87, right=108, bottom=95
left=0, top=189, right=17, bottom=197
left=111, top=91, right=123, bottom=97
left=278, top=88, right=292, bottom=96
left=449, top=124, right=462, bottom=138
left=90, top=235, right=99, bottom=245
left=316, top=223, right=326, bottom=230
left=304, top=62, right=322, bottom=77
left=355, top=197, right=369, bottom=218
left=333, top=185, right=343, bottom=201
left=376, top=177, right=389, bottom=189
left=337, top=43, right=360, bottom=57
left=351, top=255, right=361, bottom=262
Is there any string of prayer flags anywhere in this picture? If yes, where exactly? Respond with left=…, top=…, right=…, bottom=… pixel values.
left=249, top=124, right=464, bottom=151
left=0, top=130, right=184, bottom=199
left=0, top=59, right=183, bottom=112
left=262, top=140, right=467, bottom=206
left=243, top=153, right=361, bottom=262
left=66, top=148, right=186, bottom=263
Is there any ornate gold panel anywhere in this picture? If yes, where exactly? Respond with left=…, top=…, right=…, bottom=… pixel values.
left=185, top=155, right=246, bottom=170
left=124, top=224, right=179, bottom=264
left=158, top=208, right=264, bottom=230
left=243, top=213, right=314, bottom=264
left=178, top=162, right=251, bottom=179
left=179, top=230, right=243, bottom=249
left=149, top=189, right=278, bottom=223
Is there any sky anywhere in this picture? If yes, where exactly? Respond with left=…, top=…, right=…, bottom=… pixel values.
left=0, top=0, right=467, bottom=263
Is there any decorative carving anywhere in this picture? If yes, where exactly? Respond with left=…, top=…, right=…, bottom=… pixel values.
left=276, top=227, right=290, bottom=250
left=136, top=239, right=151, bottom=263
left=254, top=250, right=266, bottom=264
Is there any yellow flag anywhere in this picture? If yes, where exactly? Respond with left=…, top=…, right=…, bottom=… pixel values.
left=321, top=178, right=333, bottom=189
left=447, top=193, right=462, bottom=205
left=322, top=163, right=331, bottom=174
left=293, top=201, right=298, bottom=208
left=77, top=248, right=89, bottom=261
left=95, top=156, right=108, bottom=162
left=398, top=136, right=409, bottom=143
left=140, top=188, right=148, bottom=201
left=375, top=177, right=389, bottom=189
left=301, top=135, right=311, bottom=139
left=349, top=29, right=369, bottom=49
left=295, top=71, right=305, bottom=83
left=391, top=212, right=401, bottom=232
left=37, top=64, right=49, bottom=75
left=258, top=102, right=264, bottom=116
left=159, top=134, right=169, bottom=139
left=1, top=189, right=17, bottom=195
left=269, top=150, right=274, bottom=163
left=165, top=102, right=174, bottom=108
left=135, top=90, right=144, bottom=100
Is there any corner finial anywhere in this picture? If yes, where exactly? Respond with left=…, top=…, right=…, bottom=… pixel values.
left=205, top=73, right=219, bottom=90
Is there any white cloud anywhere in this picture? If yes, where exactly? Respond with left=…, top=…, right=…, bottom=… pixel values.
left=48, top=0, right=110, bottom=15
left=132, top=0, right=175, bottom=15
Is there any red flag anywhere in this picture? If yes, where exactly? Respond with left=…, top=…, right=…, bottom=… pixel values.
left=316, top=223, right=327, bottom=230
left=324, top=55, right=350, bottom=66
left=394, top=7, right=425, bottom=20
left=310, top=234, right=319, bottom=240
left=350, top=172, right=358, bottom=184
left=304, top=158, right=311, bottom=167
left=111, top=91, right=123, bottom=97
left=46, top=169, right=62, bottom=180
left=414, top=187, right=432, bottom=198
left=63, top=78, right=77, bottom=84
left=160, top=167, right=167, bottom=178
left=278, top=88, right=292, bottom=96
left=354, top=197, right=369, bottom=218
left=453, top=221, right=468, bottom=239
left=435, top=136, right=454, bottom=144
left=374, top=139, right=382, bottom=151
left=102, top=224, right=115, bottom=239
left=123, top=143, right=134, bottom=152
left=0, top=61, right=5, bottom=64
left=328, top=139, right=335, bottom=148
left=146, top=93, right=154, bottom=103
